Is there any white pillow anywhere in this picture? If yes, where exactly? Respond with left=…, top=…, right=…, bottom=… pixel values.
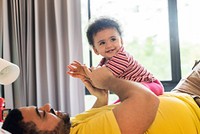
left=0, top=122, right=11, bottom=134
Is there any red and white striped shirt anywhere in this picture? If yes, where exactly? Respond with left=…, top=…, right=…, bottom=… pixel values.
left=98, top=46, right=156, bottom=82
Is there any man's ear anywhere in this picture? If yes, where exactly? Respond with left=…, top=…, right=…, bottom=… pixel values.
left=93, top=47, right=99, bottom=55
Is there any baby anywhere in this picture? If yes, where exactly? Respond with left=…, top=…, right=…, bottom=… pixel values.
left=68, top=17, right=164, bottom=103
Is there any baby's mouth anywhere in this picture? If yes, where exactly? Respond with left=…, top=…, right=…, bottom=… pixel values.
left=106, top=48, right=115, bottom=53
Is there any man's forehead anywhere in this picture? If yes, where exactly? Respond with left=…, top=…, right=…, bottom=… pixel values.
left=19, top=106, right=36, bottom=110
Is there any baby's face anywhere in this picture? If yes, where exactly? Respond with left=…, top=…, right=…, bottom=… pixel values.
left=93, top=28, right=123, bottom=60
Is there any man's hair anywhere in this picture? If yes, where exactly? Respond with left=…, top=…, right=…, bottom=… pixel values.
left=2, top=109, right=71, bottom=134
left=2, top=109, right=24, bottom=134
left=86, top=17, right=123, bottom=46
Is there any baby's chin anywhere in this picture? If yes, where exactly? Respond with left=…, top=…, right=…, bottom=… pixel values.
left=106, top=53, right=117, bottom=59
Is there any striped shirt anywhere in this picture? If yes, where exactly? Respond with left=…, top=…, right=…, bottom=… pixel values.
left=98, top=46, right=156, bottom=82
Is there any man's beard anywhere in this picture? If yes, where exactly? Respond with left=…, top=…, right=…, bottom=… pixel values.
left=58, top=112, right=71, bottom=133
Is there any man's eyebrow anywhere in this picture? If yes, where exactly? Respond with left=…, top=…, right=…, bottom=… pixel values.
left=35, top=108, right=46, bottom=118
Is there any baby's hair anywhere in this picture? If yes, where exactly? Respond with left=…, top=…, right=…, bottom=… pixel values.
left=86, top=17, right=123, bottom=46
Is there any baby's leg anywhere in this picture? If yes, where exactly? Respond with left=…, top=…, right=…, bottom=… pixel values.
left=113, top=80, right=164, bottom=104
left=141, top=80, right=164, bottom=96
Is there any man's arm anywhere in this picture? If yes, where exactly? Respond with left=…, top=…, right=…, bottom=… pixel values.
left=67, top=61, right=109, bottom=108
left=84, top=66, right=160, bottom=134
left=82, top=78, right=108, bottom=108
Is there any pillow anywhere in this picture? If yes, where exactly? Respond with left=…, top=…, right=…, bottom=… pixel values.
left=0, top=122, right=11, bottom=134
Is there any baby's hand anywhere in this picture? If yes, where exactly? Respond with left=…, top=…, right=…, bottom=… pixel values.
left=67, top=61, right=87, bottom=78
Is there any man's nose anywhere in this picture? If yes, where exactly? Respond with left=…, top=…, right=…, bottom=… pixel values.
left=39, top=103, right=51, bottom=112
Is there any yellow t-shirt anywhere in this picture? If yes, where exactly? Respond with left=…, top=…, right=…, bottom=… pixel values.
left=70, top=93, right=200, bottom=134
left=145, top=93, right=200, bottom=134
left=70, top=105, right=120, bottom=134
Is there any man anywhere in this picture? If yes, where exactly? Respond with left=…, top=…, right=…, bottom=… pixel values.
left=2, top=61, right=200, bottom=134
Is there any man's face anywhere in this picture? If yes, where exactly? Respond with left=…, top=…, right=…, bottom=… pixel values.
left=19, top=103, right=70, bottom=131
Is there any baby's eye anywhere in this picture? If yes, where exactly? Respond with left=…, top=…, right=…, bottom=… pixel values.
left=99, top=41, right=106, bottom=46
left=110, top=38, right=117, bottom=42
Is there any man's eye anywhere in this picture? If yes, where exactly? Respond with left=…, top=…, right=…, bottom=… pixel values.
left=39, top=110, right=46, bottom=118
left=50, top=108, right=56, bottom=115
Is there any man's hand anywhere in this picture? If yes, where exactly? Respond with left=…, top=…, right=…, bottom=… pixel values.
left=82, top=77, right=108, bottom=100
left=67, top=61, right=109, bottom=108
left=81, top=76, right=108, bottom=108
left=83, top=65, right=113, bottom=90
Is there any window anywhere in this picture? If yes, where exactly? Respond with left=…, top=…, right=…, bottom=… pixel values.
left=81, top=0, right=200, bottom=109
left=177, top=0, right=200, bottom=77
left=89, top=0, right=172, bottom=81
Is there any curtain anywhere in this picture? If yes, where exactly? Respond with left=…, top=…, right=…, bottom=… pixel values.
left=0, top=0, right=85, bottom=116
